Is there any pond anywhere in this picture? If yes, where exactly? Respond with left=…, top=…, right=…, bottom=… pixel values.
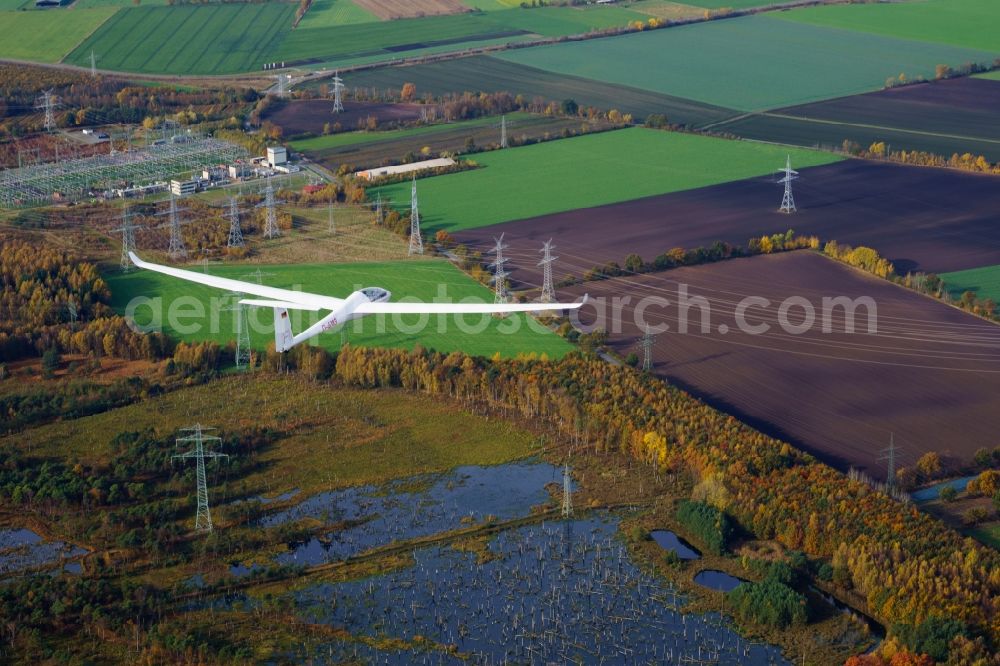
left=291, top=515, right=789, bottom=665
left=265, top=460, right=564, bottom=567
left=650, top=529, right=701, bottom=560
left=694, top=569, right=746, bottom=592
left=0, top=527, right=88, bottom=576
left=910, top=475, right=976, bottom=502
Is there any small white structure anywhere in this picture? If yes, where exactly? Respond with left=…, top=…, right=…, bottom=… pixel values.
left=266, top=146, right=287, bottom=168
left=229, top=163, right=251, bottom=179
left=170, top=179, right=197, bottom=196
left=355, top=157, right=456, bottom=181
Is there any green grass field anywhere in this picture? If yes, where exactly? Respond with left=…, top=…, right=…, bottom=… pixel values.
left=9, top=374, right=540, bottom=495
left=372, top=127, right=841, bottom=232
left=105, top=259, right=573, bottom=359
left=975, top=70, right=1000, bottom=81
left=54, top=2, right=647, bottom=74
left=941, top=264, right=1000, bottom=313
left=65, top=3, right=294, bottom=74
left=0, top=6, right=118, bottom=62
left=497, top=15, right=997, bottom=111
left=777, top=0, right=1000, bottom=53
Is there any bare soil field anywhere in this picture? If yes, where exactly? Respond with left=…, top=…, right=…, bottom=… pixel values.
left=354, top=0, right=469, bottom=19
left=454, top=160, right=1000, bottom=286
left=558, top=251, right=1000, bottom=473
left=265, top=100, right=425, bottom=136
left=716, top=77, right=1000, bottom=161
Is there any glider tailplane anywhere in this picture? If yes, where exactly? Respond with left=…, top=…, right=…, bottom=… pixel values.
left=274, top=307, right=294, bottom=352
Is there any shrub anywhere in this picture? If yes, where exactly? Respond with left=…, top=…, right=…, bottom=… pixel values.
left=727, top=579, right=808, bottom=628
left=938, top=485, right=957, bottom=502
left=676, top=500, right=733, bottom=555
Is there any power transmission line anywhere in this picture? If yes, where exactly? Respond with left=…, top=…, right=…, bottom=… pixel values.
left=34, top=90, right=60, bottom=133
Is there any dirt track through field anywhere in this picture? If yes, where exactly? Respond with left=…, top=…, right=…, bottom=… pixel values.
left=557, top=251, right=1000, bottom=472
left=454, top=160, right=1000, bottom=288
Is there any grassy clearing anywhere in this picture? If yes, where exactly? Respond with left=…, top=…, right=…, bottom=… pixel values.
left=941, top=264, right=1000, bottom=312
left=0, top=7, right=118, bottom=62
left=372, top=127, right=840, bottom=231
left=975, top=70, right=1000, bottom=81
left=337, top=55, right=737, bottom=126
left=105, top=259, right=573, bottom=359
left=7, top=374, right=540, bottom=495
left=65, top=3, right=295, bottom=75
left=777, top=0, right=1000, bottom=53
left=497, top=15, right=997, bottom=111
left=297, top=0, right=378, bottom=27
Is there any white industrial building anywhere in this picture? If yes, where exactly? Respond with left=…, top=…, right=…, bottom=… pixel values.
left=266, top=146, right=287, bottom=168
left=355, top=157, right=456, bottom=181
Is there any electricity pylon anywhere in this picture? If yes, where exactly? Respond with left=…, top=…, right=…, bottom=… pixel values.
left=165, top=192, right=188, bottom=259
left=331, top=71, right=345, bottom=113
left=878, top=433, right=901, bottom=493
left=113, top=204, right=136, bottom=271
left=490, top=233, right=510, bottom=309
left=640, top=327, right=656, bottom=372
left=500, top=114, right=508, bottom=149
left=538, top=239, right=557, bottom=303
left=173, top=424, right=229, bottom=532
left=35, top=90, right=59, bottom=132
left=223, top=296, right=252, bottom=370
left=778, top=154, right=798, bottom=214
left=226, top=196, right=245, bottom=249
left=408, top=176, right=423, bottom=255
left=561, top=463, right=573, bottom=518
left=259, top=175, right=281, bottom=239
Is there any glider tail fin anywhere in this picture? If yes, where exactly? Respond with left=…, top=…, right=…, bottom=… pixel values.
left=274, top=307, right=294, bottom=352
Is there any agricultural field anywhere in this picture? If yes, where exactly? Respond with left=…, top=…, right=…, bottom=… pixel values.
left=292, top=113, right=613, bottom=172
left=777, top=0, right=1000, bottom=53
left=264, top=100, right=425, bottom=136
left=558, top=251, right=1000, bottom=473
left=941, top=264, right=1000, bottom=314
left=0, top=6, right=118, bottom=62
left=105, top=259, right=573, bottom=359
left=353, top=0, right=470, bottom=20
left=65, top=3, right=295, bottom=75
left=713, top=77, right=1000, bottom=161
left=373, top=127, right=841, bottom=232
left=295, top=0, right=379, bottom=28
left=339, top=55, right=738, bottom=126
left=454, top=160, right=1000, bottom=289
left=975, top=70, right=1000, bottom=81
left=496, top=15, right=997, bottom=111
left=270, top=5, right=647, bottom=69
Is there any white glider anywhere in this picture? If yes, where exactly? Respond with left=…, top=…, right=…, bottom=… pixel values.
left=129, top=252, right=586, bottom=352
